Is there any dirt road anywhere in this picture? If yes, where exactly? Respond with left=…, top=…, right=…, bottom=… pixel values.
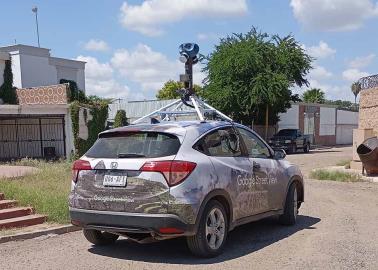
left=1, top=146, right=378, bottom=270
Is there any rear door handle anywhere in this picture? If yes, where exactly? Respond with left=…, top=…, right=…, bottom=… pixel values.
left=253, top=161, right=261, bottom=170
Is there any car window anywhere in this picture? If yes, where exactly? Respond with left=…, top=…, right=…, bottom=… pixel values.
left=237, top=128, right=271, bottom=158
left=276, top=129, right=296, bottom=136
left=194, top=127, right=242, bottom=157
left=86, top=132, right=180, bottom=158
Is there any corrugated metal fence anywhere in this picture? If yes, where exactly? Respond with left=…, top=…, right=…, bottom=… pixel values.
left=0, top=115, right=66, bottom=160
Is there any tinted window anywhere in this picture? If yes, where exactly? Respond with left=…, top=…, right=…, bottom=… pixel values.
left=237, top=128, right=271, bottom=158
left=276, top=129, right=296, bottom=136
left=194, top=127, right=242, bottom=157
left=86, top=132, right=180, bottom=158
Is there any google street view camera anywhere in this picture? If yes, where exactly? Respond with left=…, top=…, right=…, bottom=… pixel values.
left=178, top=43, right=199, bottom=104
left=132, top=43, right=232, bottom=124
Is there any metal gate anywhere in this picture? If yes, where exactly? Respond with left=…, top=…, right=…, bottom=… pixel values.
left=0, top=115, right=66, bottom=160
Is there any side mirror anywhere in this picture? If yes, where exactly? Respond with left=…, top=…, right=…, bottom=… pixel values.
left=274, top=149, right=286, bottom=160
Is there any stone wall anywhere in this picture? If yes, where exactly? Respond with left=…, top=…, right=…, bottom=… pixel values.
left=359, top=87, right=378, bottom=134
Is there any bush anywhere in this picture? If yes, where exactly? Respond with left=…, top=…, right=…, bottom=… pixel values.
left=60, top=79, right=86, bottom=103
left=0, top=60, right=18, bottom=104
left=114, top=109, right=128, bottom=127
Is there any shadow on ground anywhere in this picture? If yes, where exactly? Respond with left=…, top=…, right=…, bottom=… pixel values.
left=88, top=215, right=320, bottom=264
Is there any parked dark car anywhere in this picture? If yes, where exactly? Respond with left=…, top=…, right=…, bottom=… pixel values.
left=268, top=129, right=311, bottom=154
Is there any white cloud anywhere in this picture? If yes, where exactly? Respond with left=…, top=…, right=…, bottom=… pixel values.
left=83, top=39, right=110, bottom=52
left=305, top=41, right=336, bottom=59
left=76, top=56, right=130, bottom=99
left=310, top=65, right=333, bottom=81
left=342, top=68, right=369, bottom=82
left=197, top=32, right=219, bottom=41
left=305, top=80, right=353, bottom=101
left=111, top=44, right=205, bottom=92
left=348, top=54, right=376, bottom=69
left=290, top=0, right=378, bottom=31
left=119, top=0, right=248, bottom=36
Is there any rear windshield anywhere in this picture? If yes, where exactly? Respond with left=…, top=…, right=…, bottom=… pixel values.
left=85, top=132, right=181, bottom=158
left=276, top=129, right=296, bottom=136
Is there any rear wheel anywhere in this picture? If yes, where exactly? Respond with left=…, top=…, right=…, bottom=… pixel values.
left=279, top=184, right=298, bottom=225
left=83, top=229, right=119, bottom=245
left=186, top=200, right=228, bottom=258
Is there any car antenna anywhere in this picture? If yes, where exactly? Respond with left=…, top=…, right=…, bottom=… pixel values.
left=132, top=43, right=233, bottom=125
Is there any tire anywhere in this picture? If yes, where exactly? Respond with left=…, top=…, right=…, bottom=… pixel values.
left=288, top=144, right=297, bottom=154
left=304, top=143, right=310, bottom=153
left=186, top=200, right=228, bottom=258
left=83, top=229, right=119, bottom=245
left=279, top=184, right=298, bottom=226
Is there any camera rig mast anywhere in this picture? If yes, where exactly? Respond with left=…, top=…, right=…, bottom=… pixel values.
left=132, top=43, right=232, bottom=124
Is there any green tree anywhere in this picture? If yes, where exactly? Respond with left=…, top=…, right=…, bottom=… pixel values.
left=114, top=109, right=128, bottom=127
left=302, top=88, right=326, bottom=104
left=203, top=28, right=312, bottom=130
left=0, top=60, right=18, bottom=104
left=156, top=80, right=203, bottom=100
left=324, top=99, right=358, bottom=111
left=351, top=81, right=361, bottom=105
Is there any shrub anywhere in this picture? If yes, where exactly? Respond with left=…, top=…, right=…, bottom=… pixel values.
left=114, top=109, right=128, bottom=127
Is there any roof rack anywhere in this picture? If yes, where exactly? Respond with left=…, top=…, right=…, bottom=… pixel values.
left=132, top=95, right=232, bottom=124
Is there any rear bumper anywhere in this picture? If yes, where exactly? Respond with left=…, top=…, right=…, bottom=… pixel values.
left=69, top=207, right=194, bottom=236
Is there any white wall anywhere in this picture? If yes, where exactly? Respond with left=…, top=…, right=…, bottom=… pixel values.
left=0, top=45, right=85, bottom=91
left=337, top=110, right=359, bottom=125
left=336, top=110, right=358, bottom=145
left=278, top=104, right=299, bottom=130
left=19, top=54, right=57, bottom=88
left=320, top=107, right=336, bottom=136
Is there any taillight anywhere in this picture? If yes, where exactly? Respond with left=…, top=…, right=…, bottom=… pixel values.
left=140, top=161, right=196, bottom=187
left=72, top=159, right=92, bottom=183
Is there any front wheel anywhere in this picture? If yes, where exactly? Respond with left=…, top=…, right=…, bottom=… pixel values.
left=83, top=229, right=119, bottom=245
left=304, top=143, right=310, bottom=153
left=278, top=184, right=298, bottom=225
left=186, top=200, right=228, bottom=258
left=288, top=144, right=297, bottom=154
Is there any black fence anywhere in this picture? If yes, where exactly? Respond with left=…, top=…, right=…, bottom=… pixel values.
left=0, top=115, right=66, bottom=160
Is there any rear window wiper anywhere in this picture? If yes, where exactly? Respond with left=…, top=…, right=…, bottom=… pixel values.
left=117, top=153, right=146, bottom=158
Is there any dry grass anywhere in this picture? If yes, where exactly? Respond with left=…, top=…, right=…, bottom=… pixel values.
left=336, top=159, right=351, bottom=169
left=310, top=169, right=363, bottom=182
left=0, top=159, right=72, bottom=224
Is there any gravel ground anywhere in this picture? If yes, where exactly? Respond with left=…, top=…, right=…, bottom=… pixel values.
left=1, top=146, right=378, bottom=270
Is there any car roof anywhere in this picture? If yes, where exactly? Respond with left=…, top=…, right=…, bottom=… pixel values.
left=100, top=120, right=233, bottom=137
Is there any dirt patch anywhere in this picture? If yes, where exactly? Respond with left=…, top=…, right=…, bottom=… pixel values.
left=0, top=166, right=39, bottom=179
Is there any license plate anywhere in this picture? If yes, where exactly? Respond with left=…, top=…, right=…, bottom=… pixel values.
left=103, top=175, right=127, bottom=187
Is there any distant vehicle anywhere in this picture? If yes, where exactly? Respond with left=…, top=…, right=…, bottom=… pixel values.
left=268, top=129, right=311, bottom=154
left=69, top=121, right=304, bottom=257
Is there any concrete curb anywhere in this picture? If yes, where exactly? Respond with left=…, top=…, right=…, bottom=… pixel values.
left=0, top=225, right=81, bottom=244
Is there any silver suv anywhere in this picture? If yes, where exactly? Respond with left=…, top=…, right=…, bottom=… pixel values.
left=69, top=121, right=304, bottom=257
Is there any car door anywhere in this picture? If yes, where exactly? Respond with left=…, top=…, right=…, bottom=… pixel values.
left=236, top=127, right=283, bottom=212
left=194, top=126, right=254, bottom=221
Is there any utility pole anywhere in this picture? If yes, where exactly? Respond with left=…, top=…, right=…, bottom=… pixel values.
left=32, top=6, right=40, bottom=47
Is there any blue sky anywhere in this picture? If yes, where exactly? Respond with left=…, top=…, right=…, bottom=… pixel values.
left=1, top=0, right=378, bottom=102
